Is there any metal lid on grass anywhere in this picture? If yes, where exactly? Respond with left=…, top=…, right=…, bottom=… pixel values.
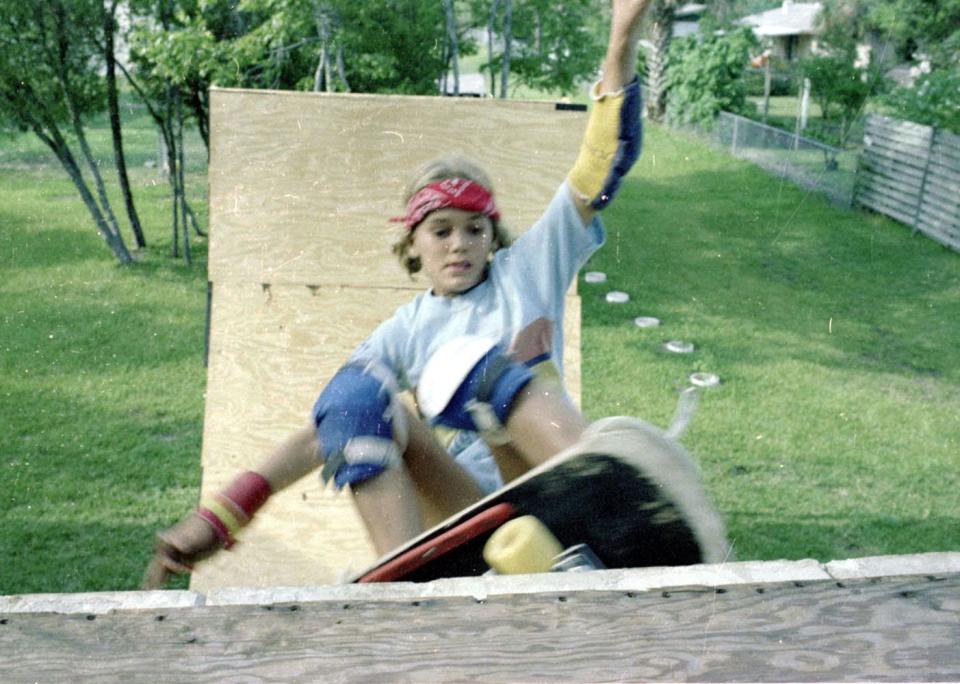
left=605, top=291, right=630, bottom=304
left=664, top=340, right=695, bottom=354
left=584, top=271, right=607, bottom=284
left=689, top=372, right=720, bottom=387
left=633, top=316, right=661, bottom=328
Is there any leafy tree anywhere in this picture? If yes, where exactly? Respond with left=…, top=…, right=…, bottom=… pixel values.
left=798, top=54, right=885, bottom=146
left=882, top=69, right=960, bottom=133
left=337, top=1, right=447, bottom=94
left=505, top=0, right=605, bottom=95
left=218, top=0, right=347, bottom=93
left=470, top=0, right=606, bottom=98
left=663, top=27, right=757, bottom=126
left=815, top=0, right=874, bottom=54
left=208, top=0, right=448, bottom=95
left=500, top=0, right=513, bottom=98
left=0, top=0, right=134, bottom=264
left=473, top=0, right=504, bottom=96
left=790, top=1, right=888, bottom=146
left=867, top=0, right=960, bottom=67
left=127, top=0, right=218, bottom=264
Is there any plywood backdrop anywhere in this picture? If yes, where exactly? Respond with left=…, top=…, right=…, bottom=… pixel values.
left=196, top=88, right=586, bottom=589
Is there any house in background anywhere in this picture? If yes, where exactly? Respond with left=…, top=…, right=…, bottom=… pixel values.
left=739, top=0, right=822, bottom=61
left=674, top=3, right=707, bottom=38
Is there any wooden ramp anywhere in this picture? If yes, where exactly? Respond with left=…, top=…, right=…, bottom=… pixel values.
left=198, top=88, right=587, bottom=590
left=3, top=554, right=959, bottom=682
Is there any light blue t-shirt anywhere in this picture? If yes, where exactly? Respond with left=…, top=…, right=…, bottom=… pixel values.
left=351, top=181, right=605, bottom=492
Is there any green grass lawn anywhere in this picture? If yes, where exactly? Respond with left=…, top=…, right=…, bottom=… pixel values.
left=583, top=124, right=960, bottom=562
left=1, top=102, right=208, bottom=593
left=1, top=99, right=958, bottom=595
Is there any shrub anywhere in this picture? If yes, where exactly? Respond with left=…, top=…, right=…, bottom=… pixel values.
left=881, top=68, right=960, bottom=133
left=797, top=53, right=886, bottom=146
left=743, top=57, right=799, bottom=97
left=663, top=28, right=757, bottom=127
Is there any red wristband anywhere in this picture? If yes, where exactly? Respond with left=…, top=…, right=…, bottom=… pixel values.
left=222, top=471, right=273, bottom=517
left=196, top=507, right=236, bottom=549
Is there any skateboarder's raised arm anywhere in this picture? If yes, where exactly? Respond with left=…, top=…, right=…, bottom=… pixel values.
left=568, top=0, right=650, bottom=226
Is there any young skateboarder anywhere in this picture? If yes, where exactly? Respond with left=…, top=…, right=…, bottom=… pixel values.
left=145, top=0, right=654, bottom=586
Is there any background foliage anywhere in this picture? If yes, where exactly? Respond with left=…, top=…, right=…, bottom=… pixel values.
left=663, top=28, right=757, bottom=126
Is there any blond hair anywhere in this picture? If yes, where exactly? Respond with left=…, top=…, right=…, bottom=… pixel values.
left=392, top=154, right=512, bottom=275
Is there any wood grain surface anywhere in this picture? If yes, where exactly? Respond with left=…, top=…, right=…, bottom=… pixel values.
left=856, top=114, right=960, bottom=251
left=4, top=575, right=958, bottom=682
left=208, top=88, right=587, bottom=287
left=198, top=89, right=589, bottom=589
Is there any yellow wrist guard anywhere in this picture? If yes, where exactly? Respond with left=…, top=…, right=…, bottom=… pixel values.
left=568, top=77, right=643, bottom=210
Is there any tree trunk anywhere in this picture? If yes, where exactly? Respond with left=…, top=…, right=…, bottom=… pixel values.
left=311, top=2, right=333, bottom=92
left=185, top=201, right=205, bottom=237
left=30, top=117, right=134, bottom=264
left=189, top=87, right=210, bottom=154
left=165, top=85, right=180, bottom=259
left=762, top=57, right=771, bottom=124
left=534, top=8, right=542, bottom=55
left=119, top=53, right=208, bottom=246
left=49, top=1, right=130, bottom=258
left=335, top=44, right=350, bottom=92
left=443, top=0, right=459, bottom=96
left=103, top=0, right=146, bottom=249
left=645, top=0, right=675, bottom=122
left=487, top=0, right=500, bottom=97
left=22, top=2, right=132, bottom=264
left=313, top=45, right=327, bottom=91
left=176, top=90, right=191, bottom=265
left=500, top=0, right=512, bottom=99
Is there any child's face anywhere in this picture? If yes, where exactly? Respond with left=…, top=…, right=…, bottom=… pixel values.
left=410, top=207, right=495, bottom=297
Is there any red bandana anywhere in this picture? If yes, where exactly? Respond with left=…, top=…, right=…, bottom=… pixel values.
left=393, top=178, right=500, bottom=231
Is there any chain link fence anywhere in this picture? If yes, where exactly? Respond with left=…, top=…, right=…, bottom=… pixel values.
left=681, top=112, right=858, bottom=207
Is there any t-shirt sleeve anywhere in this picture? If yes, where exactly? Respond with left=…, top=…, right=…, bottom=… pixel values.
left=499, top=181, right=605, bottom=307
left=348, top=309, right=411, bottom=391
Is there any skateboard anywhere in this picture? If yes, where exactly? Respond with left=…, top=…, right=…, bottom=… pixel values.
left=355, top=416, right=730, bottom=583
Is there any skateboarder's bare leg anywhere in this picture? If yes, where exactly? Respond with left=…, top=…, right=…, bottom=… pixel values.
left=350, top=465, right=424, bottom=555
left=400, top=404, right=485, bottom=526
left=491, top=380, right=589, bottom=481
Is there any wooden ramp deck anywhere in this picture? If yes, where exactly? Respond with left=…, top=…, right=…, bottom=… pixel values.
left=3, top=554, right=959, bottom=682
left=197, top=88, right=588, bottom=589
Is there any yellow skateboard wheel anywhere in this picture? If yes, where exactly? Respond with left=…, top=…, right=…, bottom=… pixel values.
left=483, top=515, right=563, bottom=574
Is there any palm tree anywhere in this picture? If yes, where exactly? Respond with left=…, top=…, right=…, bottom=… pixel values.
left=645, top=0, right=676, bottom=122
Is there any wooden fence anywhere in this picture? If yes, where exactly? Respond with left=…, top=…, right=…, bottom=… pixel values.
left=855, top=114, right=960, bottom=251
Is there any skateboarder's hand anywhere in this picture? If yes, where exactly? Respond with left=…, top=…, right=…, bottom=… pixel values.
left=141, top=514, right=220, bottom=589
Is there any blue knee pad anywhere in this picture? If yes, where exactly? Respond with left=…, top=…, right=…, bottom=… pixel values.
left=418, top=337, right=534, bottom=438
left=312, top=361, right=405, bottom=489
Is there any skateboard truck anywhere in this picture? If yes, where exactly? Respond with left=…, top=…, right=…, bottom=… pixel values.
left=551, top=544, right=606, bottom=572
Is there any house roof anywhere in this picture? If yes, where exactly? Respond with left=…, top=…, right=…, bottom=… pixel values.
left=739, top=0, right=822, bottom=37
left=675, top=2, right=707, bottom=18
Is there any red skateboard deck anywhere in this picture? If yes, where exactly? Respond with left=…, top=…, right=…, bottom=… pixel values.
left=354, top=417, right=730, bottom=583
